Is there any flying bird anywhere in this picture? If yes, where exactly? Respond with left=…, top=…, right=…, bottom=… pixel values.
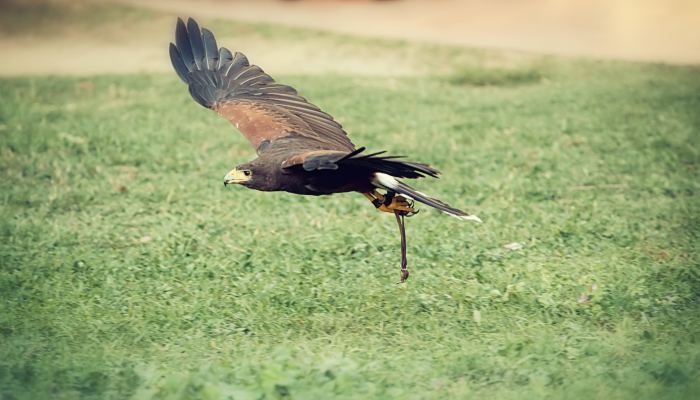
left=169, top=18, right=481, bottom=282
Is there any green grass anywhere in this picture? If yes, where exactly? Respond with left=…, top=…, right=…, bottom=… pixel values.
left=2, top=3, right=700, bottom=400
left=447, top=66, right=543, bottom=86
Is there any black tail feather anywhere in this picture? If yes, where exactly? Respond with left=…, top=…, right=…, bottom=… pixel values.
left=341, top=148, right=440, bottom=179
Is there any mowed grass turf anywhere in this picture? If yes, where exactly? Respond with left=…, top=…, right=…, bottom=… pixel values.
left=2, top=5, right=700, bottom=400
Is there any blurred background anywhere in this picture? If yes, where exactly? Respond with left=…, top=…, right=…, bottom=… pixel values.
left=1, top=0, right=698, bottom=77
left=2, top=1, right=699, bottom=399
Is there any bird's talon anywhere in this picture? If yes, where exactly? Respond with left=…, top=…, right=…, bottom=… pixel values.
left=376, top=195, right=416, bottom=215
left=404, top=209, right=419, bottom=217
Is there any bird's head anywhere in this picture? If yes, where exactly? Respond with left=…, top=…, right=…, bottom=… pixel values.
left=223, top=166, right=253, bottom=186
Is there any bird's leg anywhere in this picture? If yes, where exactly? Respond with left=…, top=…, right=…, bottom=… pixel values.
left=395, top=211, right=409, bottom=283
left=382, top=191, right=417, bottom=215
left=362, top=190, right=416, bottom=215
left=363, top=191, right=385, bottom=208
left=361, top=191, right=411, bottom=282
left=383, top=191, right=396, bottom=206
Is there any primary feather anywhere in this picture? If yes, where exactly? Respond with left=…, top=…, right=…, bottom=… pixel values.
left=169, top=17, right=354, bottom=152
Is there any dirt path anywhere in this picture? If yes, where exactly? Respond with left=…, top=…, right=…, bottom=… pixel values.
left=0, top=0, right=697, bottom=77
left=119, top=0, right=700, bottom=65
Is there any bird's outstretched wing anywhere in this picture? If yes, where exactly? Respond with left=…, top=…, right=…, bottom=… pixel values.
left=170, top=18, right=355, bottom=153
left=283, top=148, right=440, bottom=179
left=262, top=136, right=439, bottom=178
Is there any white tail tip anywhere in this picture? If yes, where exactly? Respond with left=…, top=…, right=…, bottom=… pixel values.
left=458, top=214, right=483, bottom=223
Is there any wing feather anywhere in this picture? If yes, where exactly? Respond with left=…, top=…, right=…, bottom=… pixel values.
left=170, top=18, right=354, bottom=152
left=201, top=28, right=218, bottom=70
left=217, top=48, right=233, bottom=69
left=175, top=19, right=194, bottom=71
left=169, top=43, right=189, bottom=83
left=276, top=144, right=438, bottom=179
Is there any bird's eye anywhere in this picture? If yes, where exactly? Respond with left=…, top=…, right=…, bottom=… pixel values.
left=243, top=170, right=251, bottom=177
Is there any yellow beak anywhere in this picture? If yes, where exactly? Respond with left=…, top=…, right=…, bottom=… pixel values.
left=223, top=169, right=250, bottom=186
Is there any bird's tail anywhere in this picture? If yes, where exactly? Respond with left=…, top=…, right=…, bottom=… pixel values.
left=341, top=148, right=440, bottom=179
left=372, top=173, right=482, bottom=222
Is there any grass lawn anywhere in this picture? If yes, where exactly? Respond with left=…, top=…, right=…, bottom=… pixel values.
left=1, top=2, right=699, bottom=399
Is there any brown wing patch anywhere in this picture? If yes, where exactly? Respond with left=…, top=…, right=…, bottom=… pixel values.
left=214, top=101, right=310, bottom=149
left=172, top=19, right=356, bottom=152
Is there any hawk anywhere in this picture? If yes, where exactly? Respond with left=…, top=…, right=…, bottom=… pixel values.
left=169, top=18, right=481, bottom=282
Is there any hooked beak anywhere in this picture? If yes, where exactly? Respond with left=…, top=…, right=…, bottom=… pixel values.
left=223, top=168, right=250, bottom=186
